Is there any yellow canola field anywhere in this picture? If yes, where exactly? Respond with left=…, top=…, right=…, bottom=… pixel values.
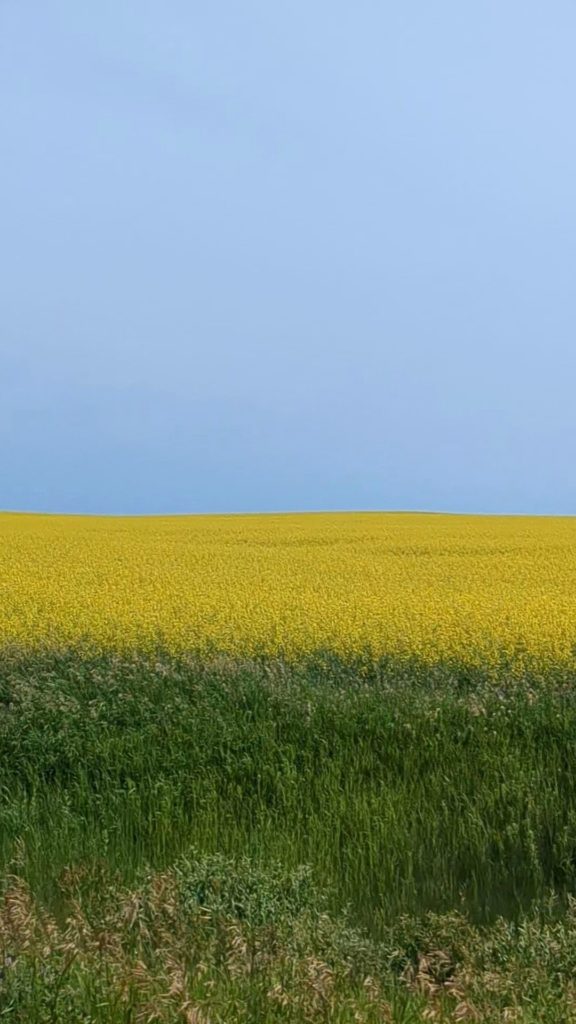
left=2, top=511, right=576, bottom=666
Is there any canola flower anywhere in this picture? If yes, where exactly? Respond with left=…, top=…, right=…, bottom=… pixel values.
left=2, top=511, right=576, bottom=666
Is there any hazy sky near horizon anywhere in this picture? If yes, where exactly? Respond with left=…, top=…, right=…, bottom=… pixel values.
left=2, top=1, right=576, bottom=515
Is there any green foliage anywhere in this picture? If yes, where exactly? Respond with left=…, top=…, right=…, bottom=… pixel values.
left=2, top=648, right=576, bottom=1019
left=177, top=854, right=321, bottom=927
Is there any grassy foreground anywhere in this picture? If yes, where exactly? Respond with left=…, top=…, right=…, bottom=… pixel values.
left=2, top=650, right=576, bottom=1020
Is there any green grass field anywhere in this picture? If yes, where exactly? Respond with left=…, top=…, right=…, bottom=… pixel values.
left=2, top=649, right=576, bottom=1020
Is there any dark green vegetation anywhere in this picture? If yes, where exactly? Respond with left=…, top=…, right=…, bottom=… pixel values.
left=1, top=648, right=576, bottom=1020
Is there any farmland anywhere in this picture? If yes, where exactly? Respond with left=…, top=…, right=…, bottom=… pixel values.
left=2, top=512, right=576, bottom=1021
left=4, top=510, right=576, bottom=665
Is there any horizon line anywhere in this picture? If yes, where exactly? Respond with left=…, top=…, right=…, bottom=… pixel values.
left=1, top=508, right=575, bottom=520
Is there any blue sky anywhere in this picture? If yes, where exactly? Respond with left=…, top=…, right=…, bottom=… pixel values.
left=2, top=1, right=576, bottom=515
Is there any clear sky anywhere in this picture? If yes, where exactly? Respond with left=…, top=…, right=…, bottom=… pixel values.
left=2, top=1, right=575, bottom=515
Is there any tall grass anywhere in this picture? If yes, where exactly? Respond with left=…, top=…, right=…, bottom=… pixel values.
left=2, top=648, right=576, bottom=1019
left=2, top=648, right=576, bottom=923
